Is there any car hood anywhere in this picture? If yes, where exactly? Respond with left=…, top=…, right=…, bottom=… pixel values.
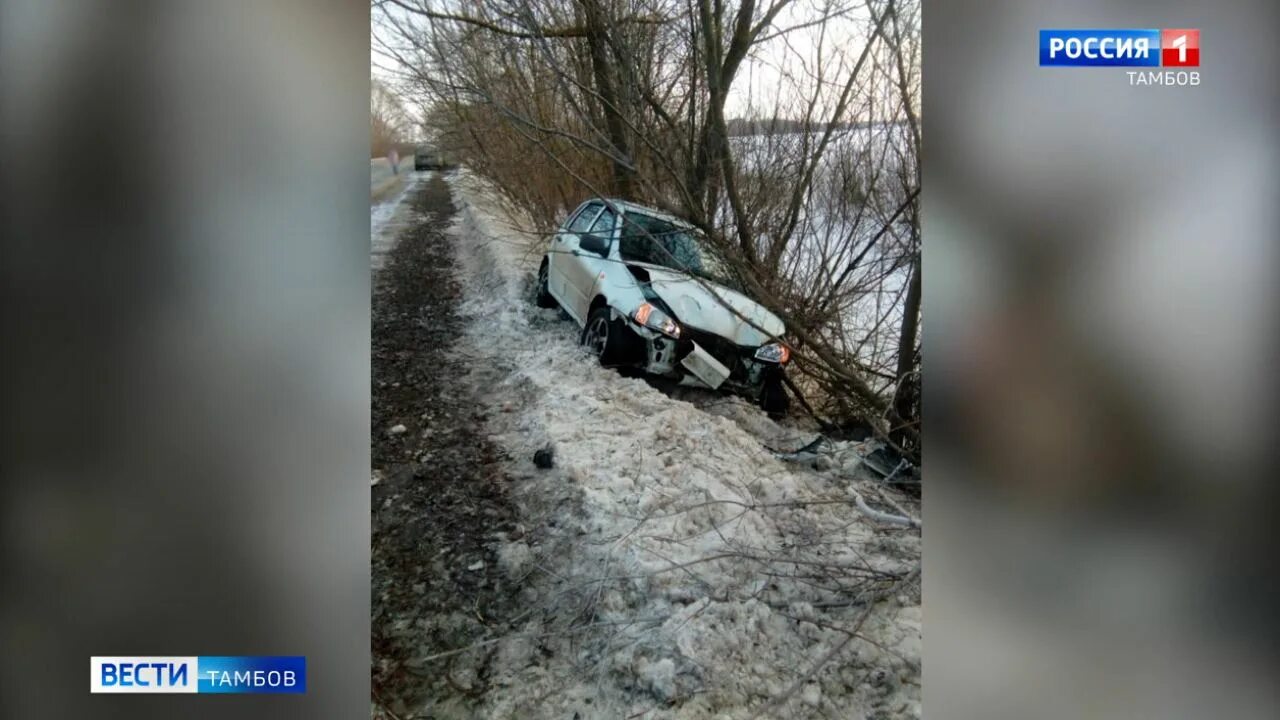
left=632, top=263, right=785, bottom=346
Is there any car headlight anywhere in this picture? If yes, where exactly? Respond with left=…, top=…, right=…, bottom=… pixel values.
left=755, top=342, right=791, bottom=364
left=632, top=302, right=681, bottom=338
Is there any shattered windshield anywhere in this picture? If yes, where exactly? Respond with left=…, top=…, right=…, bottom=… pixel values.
left=618, top=211, right=735, bottom=280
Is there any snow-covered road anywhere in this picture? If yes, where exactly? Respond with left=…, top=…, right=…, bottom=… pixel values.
left=371, top=155, right=416, bottom=199
left=370, top=170, right=434, bottom=271
left=419, top=171, right=922, bottom=719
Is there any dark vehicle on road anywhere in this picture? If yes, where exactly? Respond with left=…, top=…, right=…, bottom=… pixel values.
left=414, top=146, right=445, bottom=171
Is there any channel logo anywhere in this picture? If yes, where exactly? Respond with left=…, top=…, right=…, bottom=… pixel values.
left=1040, top=29, right=1200, bottom=67
left=1161, top=29, right=1200, bottom=67
left=90, top=656, right=306, bottom=694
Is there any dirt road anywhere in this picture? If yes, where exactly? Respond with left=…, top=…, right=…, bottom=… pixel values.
left=371, top=175, right=521, bottom=716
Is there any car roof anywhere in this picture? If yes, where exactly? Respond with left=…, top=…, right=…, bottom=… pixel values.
left=587, top=198, right=695, bottom=230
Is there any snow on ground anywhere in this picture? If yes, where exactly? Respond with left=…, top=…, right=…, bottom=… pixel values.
left=371, top=171, right=431, bottom=271
left=437, top=170, right=921, bottom=719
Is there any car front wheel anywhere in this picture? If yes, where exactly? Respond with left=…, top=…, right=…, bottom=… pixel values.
left=580, top=307, right=626, bottom=367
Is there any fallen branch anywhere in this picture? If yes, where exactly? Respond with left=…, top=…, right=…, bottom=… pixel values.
left=750, top=565, right=920, bottom=719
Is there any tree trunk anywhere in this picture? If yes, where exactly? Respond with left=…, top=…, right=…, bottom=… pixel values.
left=579, top=0, right=635, bottom=197
left=891, top=251, right=921, bottom=450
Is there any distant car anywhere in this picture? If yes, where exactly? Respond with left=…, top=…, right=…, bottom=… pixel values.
left=414, top=147, right=444, bottom=171
left=535, top=198, right=790, bottom=416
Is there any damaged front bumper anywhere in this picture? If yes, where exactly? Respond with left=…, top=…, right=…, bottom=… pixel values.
left=620, top=317, right=783, bottom=396
left=679, top=342, right=732, bottom=389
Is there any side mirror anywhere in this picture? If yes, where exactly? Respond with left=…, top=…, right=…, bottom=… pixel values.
left=578, top=233, right=610, bottom=256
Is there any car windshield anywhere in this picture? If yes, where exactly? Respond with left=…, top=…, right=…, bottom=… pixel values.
left=617, top=211, right=741, bottom=288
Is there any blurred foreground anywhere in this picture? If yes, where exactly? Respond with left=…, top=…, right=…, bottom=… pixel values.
left=925, top=0, right=1279, bottom=717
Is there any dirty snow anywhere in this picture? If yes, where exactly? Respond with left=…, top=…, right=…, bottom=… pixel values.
left=371, top=170, right=431, bottom=270
left=435, top=169, right=921, bottom=718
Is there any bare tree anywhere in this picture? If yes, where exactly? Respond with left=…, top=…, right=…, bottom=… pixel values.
left=373, top=0, right=921, bottom=452
left=371, top=77, right=412, bottom=157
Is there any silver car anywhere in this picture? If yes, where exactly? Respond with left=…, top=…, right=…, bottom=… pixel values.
left=535, top=198, right=791, bottom=416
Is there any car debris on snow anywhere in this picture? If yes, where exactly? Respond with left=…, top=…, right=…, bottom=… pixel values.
left=532, top=444, right=555, bottom=469
left=769, top=434, right=921, bottom=528
left=767, top=434, right=831, bottom=468
left=772, top=434, right=918, bottom=485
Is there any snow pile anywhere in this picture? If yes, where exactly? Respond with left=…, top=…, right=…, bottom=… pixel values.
left=444, top=170, right=920, bottom=719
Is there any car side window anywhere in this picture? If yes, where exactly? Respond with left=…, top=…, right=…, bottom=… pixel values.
left=587, top=206, right=616, bottom=240
left=566, top=203, right=602, bottom=234
left=618, top=214, right=666, bottom=266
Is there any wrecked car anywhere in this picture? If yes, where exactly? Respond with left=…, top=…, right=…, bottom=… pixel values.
left=534, top=198, right=791, bottom=416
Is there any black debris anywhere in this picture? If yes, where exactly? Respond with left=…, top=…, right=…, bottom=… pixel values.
left=533, top=444, right=555, bottom=469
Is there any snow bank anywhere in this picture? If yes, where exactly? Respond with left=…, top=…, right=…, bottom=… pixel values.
left=443, top=170, right=920, bottom=719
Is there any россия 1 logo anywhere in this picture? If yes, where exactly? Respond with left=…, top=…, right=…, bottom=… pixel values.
left=1040, top=28, right=1200, bottom=86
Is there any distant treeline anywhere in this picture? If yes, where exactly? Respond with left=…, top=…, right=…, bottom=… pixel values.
left=724, top=117, right=895, bottom=136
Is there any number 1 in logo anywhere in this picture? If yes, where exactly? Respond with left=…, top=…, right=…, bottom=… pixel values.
left=1162, top=29, right=1199, bottom=67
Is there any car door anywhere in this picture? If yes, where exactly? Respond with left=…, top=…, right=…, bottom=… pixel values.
left=549, top=201, right=602, bottom=322
left=562, top=205, right=617, bottom=319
